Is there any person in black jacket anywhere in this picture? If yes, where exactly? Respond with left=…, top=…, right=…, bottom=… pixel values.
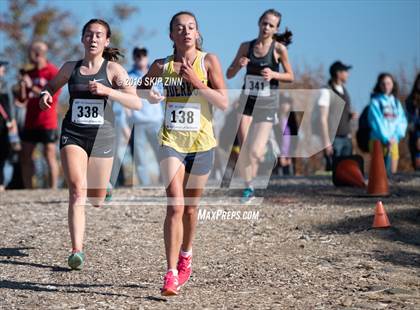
left=317, top=61, right=357, bottom=171
left=406, top=73, right=420, bottom=171
left=0, top=60, right=20, bottom=191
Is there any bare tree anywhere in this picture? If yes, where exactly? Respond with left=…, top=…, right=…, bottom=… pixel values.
left=0, top=0, right=80, bottom=71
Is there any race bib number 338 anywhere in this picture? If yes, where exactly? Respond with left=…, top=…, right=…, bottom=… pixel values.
left=72, top=99, right=105, bottom=125
left=165, top=102, right=201, bottom=131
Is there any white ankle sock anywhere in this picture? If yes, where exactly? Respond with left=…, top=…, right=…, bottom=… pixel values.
left=245, top=181, right=253, bottom=189
left=180, top=249, right=192, bottom=258
left=168, top=268, right=178, bottom=276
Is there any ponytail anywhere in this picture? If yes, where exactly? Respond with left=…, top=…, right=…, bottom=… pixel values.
left=273, top=27, right=293, bottom=46
left=103, top=47, right=124, bottom=62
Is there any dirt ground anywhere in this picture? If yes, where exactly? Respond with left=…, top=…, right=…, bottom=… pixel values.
left=0, top=175, right=419, bottom=309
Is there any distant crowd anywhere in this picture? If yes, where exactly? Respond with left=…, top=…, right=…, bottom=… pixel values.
left=0, top=42, right=419, bottom=191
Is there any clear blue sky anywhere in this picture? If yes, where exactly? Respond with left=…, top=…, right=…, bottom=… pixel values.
left=1, top=0, right=419, bottom=111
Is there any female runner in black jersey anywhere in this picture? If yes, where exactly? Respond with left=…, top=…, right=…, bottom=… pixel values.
left=226, top=9, right=294, bottom=203
left=39, top=19, right=141, bottom=270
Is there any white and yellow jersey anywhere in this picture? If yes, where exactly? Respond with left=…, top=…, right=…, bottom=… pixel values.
left=160, top=50, right=216, bottom=153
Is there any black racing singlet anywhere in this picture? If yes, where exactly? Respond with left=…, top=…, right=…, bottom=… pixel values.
left=242, top=39, right=280, bottom=109
left=64, top=59, right=114, bottom=137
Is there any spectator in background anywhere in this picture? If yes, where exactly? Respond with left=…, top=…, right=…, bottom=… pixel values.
left=110, top=100, right=131, bottom=187
left=406, top=73, right=420, bottom=171
left=6, top=68, right=28, bottom=190
left=317, top=61, right=357, bottom=171
left=11, top=68, right=28, bottom=131
left=274, top=93, right=297, bottom=175
left=17, top=41, right=61, bottom=189
left=0, top=60, right=21, bottom=191
left=128, top=47, right=162, bottom=186
left=368, top=73, right=407, bottom=174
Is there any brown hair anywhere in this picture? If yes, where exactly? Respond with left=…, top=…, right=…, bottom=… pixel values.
left=82, top=19, right=124, bottom=62
left=407, top=73, right=420, bottom=107
left=169, top=11, right=203, bottom=54
left=259, top=9, right=293, bottom=46
left=372, top=73, right=399, bottom=98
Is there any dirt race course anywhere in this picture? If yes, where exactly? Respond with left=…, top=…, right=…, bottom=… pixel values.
left=0, top=175, right=419, bottom=309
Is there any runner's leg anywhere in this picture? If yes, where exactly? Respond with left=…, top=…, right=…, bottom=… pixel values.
left=61, top=145, right=88, bottom=252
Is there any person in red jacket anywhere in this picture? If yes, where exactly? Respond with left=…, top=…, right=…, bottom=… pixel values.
left=18, top=41, right=61, bottom=189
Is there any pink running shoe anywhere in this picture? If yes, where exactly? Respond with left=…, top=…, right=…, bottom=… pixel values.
left=177, top=254, right=192, bottom=286
left=161, top=271, right=179, bottom=296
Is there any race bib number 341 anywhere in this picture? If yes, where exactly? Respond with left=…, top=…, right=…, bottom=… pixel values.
left=245, top=75, right=270, bottom=97
left=165, top=102, right=201, bottom=131
left=72, top=99, right=105, bottom=125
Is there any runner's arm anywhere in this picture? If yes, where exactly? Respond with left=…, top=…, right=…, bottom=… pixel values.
left=106, top=62, right=142, bottom=110
left=196, top=53, right=228, bottom=111
left=136, top=59, right=165, bottom=103
left=42, top=61, right=75, bottom=95
left=272, top=43, right=294, bottom=83
left=226, top=42, right=249, bottom=79
left=39, top=61, right=75, bottom=110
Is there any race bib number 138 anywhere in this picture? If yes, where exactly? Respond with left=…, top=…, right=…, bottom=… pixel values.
left=165, top=102, right=201, bottom=131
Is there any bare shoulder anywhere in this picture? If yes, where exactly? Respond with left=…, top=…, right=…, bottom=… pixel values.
left=241, top=41, right=251, bottom=48
left=57, top=61, right=78, bottom=79
left=151, top=58, right=166, bottom=68
left=204, top=52, right=220, bottom=63
left=107, top=61, right=127, bottom=74
left=239, top=41, right=251, bottom=53
left=148, top=58, right=167, bottom=76
left=275, top=42, right=287, bottom=54
left=62, top=60, right=79, bottom=68
left=152, top=58, right=167, bottom=66
left=61, top=60, right=78, bottom=72
left=204, top=52, right=221, bottom=70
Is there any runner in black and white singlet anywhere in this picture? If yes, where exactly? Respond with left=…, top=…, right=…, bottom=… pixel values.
left=39, top=19, right=140, bottom=270
left=240, top=37, right=281, bottom=121
left=60, top=58, right=115, bottom=157
left=226, top=9, right=294, bottom=203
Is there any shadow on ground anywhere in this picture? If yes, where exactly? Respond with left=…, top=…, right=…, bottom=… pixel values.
left=0, top=259, right=69, bottom=272
left=0, top=280, right=131, bottom=297
left=0, top=248, right=35, bottom=257
left=315, top=208, right=420, bottom=268
left=0, top=280, right=168, bottom=302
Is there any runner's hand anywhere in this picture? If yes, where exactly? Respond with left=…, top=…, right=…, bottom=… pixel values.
left=238, top=57, right=250, bottom=67
left=39, top=91, right=53, bottom=110
left=261, top=67, right=274, bottom=81
left=180, top=57, right=200, bottom=85
left=89, top=81, right=110, bottom=96
left=148, top=88, right=165, bottom=103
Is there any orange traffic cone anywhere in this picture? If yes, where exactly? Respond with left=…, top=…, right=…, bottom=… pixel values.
left=333, top=156, right=366, bottom=188
left=372, top=201, right=391, bottom=229
left=368, top=140, right=389, bottom=196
